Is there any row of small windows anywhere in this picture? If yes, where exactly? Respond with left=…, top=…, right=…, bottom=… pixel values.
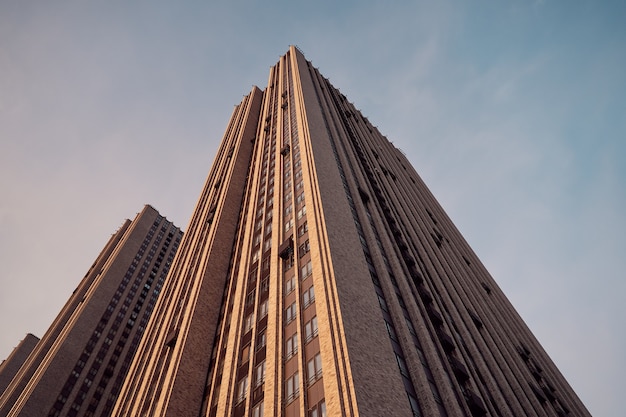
left=203, top=83, right=282, bottom=416
left=288, top=66, right=328, bottom=416
left=232, top=126, right=274, bottom=412
left=281, top=80, right=321, bottom=413
left=235, top=74, right=323, bottom=416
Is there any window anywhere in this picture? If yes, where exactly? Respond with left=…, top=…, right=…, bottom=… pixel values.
left=236, top=375, right=248, bottom=403
left=285, top=333, right=298, bottom=359
left=255, top=360, right=266, bottom=387
left=256, top=331, right=266, bottom=350
left=252, top=402, right=264, bottom=417
left=297, top=222, right=308, bottom=237
left=302, top=286, right=315, bottom=308
left=405, top=318, right=417, bottom=336
left=385, top=320, right=398, bottom=341
left=395, top=353, right=409, bottom=377
left=259, top=299, right=268, bottom=318
left=408, top=394, right=421, bottom=417
left=301, top=261, right=313, bottom=280
left=304, top=316, right=318, bottom=343
left=285, top=372, right=299, bottom=403
left=241, top=345, right=251, bottom=363
left=262, top=256, right=270, bottom=271
left=307, top=353, right=323, bottom=385
left=310, top=400, right=327, bottom=417
left=285, top=302, right=297, bottom=324
left=246, top=291, right=256, bottom=308
left=283, top=254, right=294, bottom=271
left=244, top=313, right=254, bottom=333
left=285, top=219, right=294, bottom=231
left=285, top=276, right=295, bottom=295
left=377, top=294, right=388, bottom=312
left=296, top=192, right=305, bottom=205
left=297, top=205, right=306, bottom=220
left=298, top=239, right=310, bottom=258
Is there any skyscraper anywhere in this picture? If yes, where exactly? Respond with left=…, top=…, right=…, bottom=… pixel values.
left=113, top=47, right=591, bottom=417
left=0, top=205, right=182, bottom=417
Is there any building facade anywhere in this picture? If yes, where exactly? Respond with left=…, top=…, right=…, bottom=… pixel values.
left=112, top=47, right=591, bottom=417
left=0, top=205, right=182, bottom=417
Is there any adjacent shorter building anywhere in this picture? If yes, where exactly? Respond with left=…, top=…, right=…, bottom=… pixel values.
left=0, top=334, right=40, bottom=395
left=0, top=205, right=182, bottom=417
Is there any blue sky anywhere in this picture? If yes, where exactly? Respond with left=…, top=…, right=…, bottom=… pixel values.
left=1, top=1, right=623, bottom=415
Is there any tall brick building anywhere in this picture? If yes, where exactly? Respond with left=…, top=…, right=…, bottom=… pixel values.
left=0, top=205, right=182, bottom=417
left=0, top=334, right=39, bottom=396
left=111, top=46, right=590, bottom=417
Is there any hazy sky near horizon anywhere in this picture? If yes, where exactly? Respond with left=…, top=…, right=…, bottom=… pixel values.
left=1, top=1, right=624, bottom=416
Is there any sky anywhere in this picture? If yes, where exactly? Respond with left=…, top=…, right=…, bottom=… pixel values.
left=0, top=1, right=623, bottom=415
